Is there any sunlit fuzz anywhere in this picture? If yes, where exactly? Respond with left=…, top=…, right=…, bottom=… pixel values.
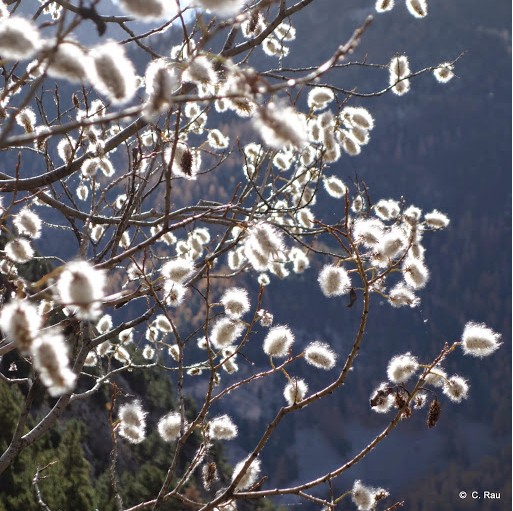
left=443, top=375, right=469, bottom=403
left=162, top=281, right=187, bottom=307
left=374, top=199, right=400, bottom=221
left=183, top=55, right=218, bottom=85
left=209, top=415, right=238, bottom=440
left=289, top=247, right=310, bottom=274
left=433, top=62, right=455, bottom=83
left=142, top=345, right=155, bottom=360
left=221, top=356, right=239, bottom=374
left=84, top=350, right=98, bottom=367
left=274, top=22, right=296, bottom=42
left=5, top=238, right=34, bottom=264
left=423, top=209, right=450, bottom=229
left=0, top=16, right=40, bottom=60
left=403, top=205, right=422, bottom=224
left=297, top=208, right=315, bottom=229
left=375, top=0, right=395, bottom=13
left=387, top=352, right=419, bottom=383
left=15, top=107, right=36, bottom=133
left=13, top=208, right=42, bottom=239
left=352, top=218, right=384, bottom=248
left=155, top=314, right=172, bottom=333
left=304, top=341, right=337, bottom=370
left=283, top=377, right=308, bottom=406
left=307, top=86, right=334, bottom=111
left=31, top=329, right=76, bottom=397
left=57, top=137, right=76, bottom=164
left=370, top=383, right=395, bottom=413
left=461, top=322, right=501, bottom=357
left=55, top=261, right=106, bottom=319
left=262, top=36, right=290, bottom=58
left=388, top=283, right=420, bottom=308
left=342, top=106, right=375, bottom=131
left=257, top=309, right=274, bottom=327
left=389, top=55, right=410, bottom=94
left=119, top=401, right=147, bottom=444
left=118, top=0, right=177, bottom=21
left=113, top=344, right=130, bottom=365
left=158, top=411, right=184, bottom=441
left=263, top=325, right=294, bottom=358
left=402, top=257, right=429, bottom=290
left=210, top=317, right=245, bottom=349
left=220, top=287, right=250, bottom=319
left=318, top=264, right=351, bottom=297
left=424, top=366, right=447, bottom=387
left=164, top=143, right=201, bottom=180
left=96, top=341, right=112, bottom=358
left=161, top=258, right=195, bottom=284
left=377, top=227, right=408, bottom=259
left=90, top=42, right=137, bottom=104
left=143, top=60, right=180, bottom=119
left=80, top=158, right=100, bottom=179
left=96, top=314, right=113, bottom=334
left=0, top=299, right=41, bottom=354
left=208, top=129, right=230, bottom=149
left=406, top=0, right=428, bottom=18
left=254, top=103, right=308, bottom=149
left=194, top=0, right=245, bottom=16
left=89, top=224, right=105, bottom=244
left=352, top=480, right=377, bottom=511
left=352, top=194, right=365, bottom=214
left=232, top=456, right=262, bottom=491
left=388, top=55, right=410, bottom=79
left=339, top=132, right=361, bottom=156
left=241, top=11, right=266, bottom=38
left=43, top=40, right=91, bottom=83
left=246, top=222, right=285, bottom=258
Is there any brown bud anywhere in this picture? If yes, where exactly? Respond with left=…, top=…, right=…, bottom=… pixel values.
left=427, top=399, right=441, bottom=428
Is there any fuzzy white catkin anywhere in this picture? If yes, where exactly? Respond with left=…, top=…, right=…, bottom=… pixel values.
left=119, top=0, right=177, bottom=21
left=304, top=341, right=337, bottom=370
left=424, top=367, right=447, bottom=388
left=387, top=352, right=419, bottom=383
left=263, top=325, right=294, bottom=358
left=90, top=42, right=137, bottom=104
left=161, top=258, right=195, bottom=284
left=96, top=314, right=113, bottom=334
left=209, top=415, right=238, bottom=440
left=0, top=16, right=40, bottom=60
left=388, top=283, right=419, bottom=308
left=119, top=401, right=147, bottom=428
left=307, top=87, right=335, bottom=111
left=56, top=261, right=106, bottom=319
left=406, top=0, right=428, bottom=18
left=0, top=299, right=41, bottom=354
left=254, top=102, right=308, bottom=149
left=284, top=378, right=308, bottom=405
left=195, top=0, right=245, bottom=16
left=210, top=318, right=245, bottom=349
left=352, top=480, right=377, bottom=511
left=433, top=63, right=455, bottom=83
left=43, top=40, right=91, bottom=83
left=402, top=257, right=429, bottom=290
left=318, top=265, right=351, bottom=297
left=157, top=411, right=183, bottom=442
left=231, top=456, right=261, bottom=491
left=13, top=208, right=42, bottom=239
left=424, top=209, right=450, bottom=229
left=443, top=375, right=469, bottom=403
left=375, top=0, right=394, bottom=13
left=31, top=329, right=76, bottom=397
left=370, top=383, right=395, bottom=413
left=461, top=322, right=501, bottom=357
left=5, top=238, right=34, bottom=264
left=323, top=176, right=347, bottom=199
left=220, top=287, right=250, bottom=319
